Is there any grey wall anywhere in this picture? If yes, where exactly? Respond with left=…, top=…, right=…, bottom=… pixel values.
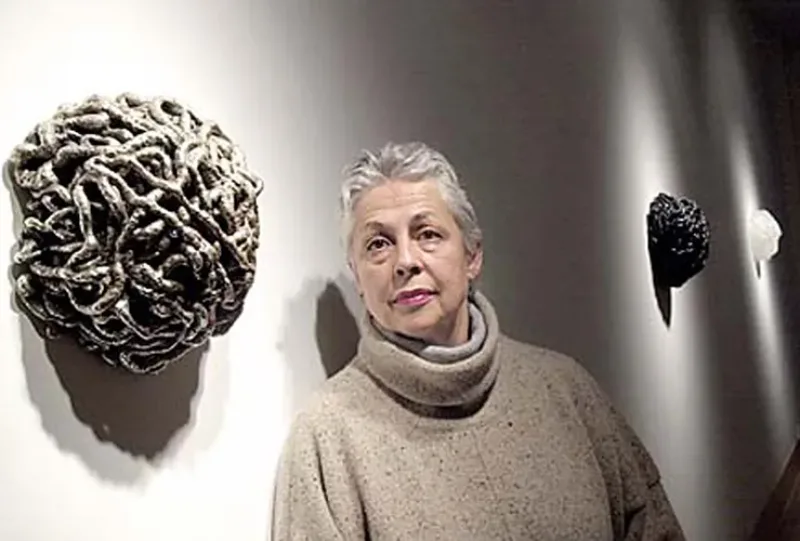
left=271, top=1, right=800, bottom=539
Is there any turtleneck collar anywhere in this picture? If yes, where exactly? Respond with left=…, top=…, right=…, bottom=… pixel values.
left=355, top=291, right=500, bottom=408
left=373, top=301, right=488, bottom=364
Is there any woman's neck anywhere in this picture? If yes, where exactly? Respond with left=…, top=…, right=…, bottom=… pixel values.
left=356, top=290, right=500, bottom=408
left=373, top=299, right=488, bottom=364
left=434, top=301, right=472, bottom=346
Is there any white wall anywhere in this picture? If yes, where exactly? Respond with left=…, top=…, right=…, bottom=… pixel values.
left=0, top=2, right=377, bottom=540
left=0, top=1, right=796, bottom=540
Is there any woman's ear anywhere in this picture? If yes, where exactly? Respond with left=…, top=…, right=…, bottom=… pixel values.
left=348, top=258, right=364, bottom=297
left=466, top=242, right=483, bottom=281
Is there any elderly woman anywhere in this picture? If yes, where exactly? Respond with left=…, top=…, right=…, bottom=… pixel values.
left=272, top=142, right=685, bottom=540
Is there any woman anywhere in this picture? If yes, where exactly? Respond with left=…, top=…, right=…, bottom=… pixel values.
left=272, top=142, right=685, bottom=540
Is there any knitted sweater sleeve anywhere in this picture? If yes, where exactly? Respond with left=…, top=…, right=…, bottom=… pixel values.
left=564, top=359, right=686, bottom=541
left=271, top=410, right=364, bottom=541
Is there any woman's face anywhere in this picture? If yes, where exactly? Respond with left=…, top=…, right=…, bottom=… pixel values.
left=349, top=179, right=482, bottom=346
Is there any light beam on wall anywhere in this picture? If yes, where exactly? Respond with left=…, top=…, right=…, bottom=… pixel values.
left=706, top=3, right=796, bottom=468
left=728, top=124, right=793, bottom=464
left=609, top=10, right=715, bottom=538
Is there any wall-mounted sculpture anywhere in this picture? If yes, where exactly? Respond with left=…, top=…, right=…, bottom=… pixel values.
left=748, top=208, right=782, bottom=264
left=9, top=93, right=264, bottom=375
left=646, top=192, right=711, bottom=288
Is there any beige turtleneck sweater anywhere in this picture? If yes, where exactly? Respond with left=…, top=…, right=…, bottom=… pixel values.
left=272, top=292, right=685, bottom=540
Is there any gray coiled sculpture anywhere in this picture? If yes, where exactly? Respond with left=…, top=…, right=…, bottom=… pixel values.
left=9, top=93, right=263, bottom=375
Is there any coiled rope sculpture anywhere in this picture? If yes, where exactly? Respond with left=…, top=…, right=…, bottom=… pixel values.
left=9, top=93, right=263, bottom=375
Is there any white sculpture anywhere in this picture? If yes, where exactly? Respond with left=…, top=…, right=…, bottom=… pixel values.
left=749, top=209, right=782, bottom=263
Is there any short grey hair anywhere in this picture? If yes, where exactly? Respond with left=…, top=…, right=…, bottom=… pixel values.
left=339, top=141, right=482, bottom=257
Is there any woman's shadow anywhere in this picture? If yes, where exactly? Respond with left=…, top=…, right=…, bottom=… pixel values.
left=5, top=160, right=212, bottom=485
left=279, top=273, right=362, bottom=416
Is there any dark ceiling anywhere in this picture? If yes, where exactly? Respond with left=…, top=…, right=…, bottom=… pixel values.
left=736, top=0, right=800, bottom=43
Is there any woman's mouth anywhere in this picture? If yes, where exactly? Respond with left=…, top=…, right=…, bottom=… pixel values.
left=394, top=289, right=435, bottom=307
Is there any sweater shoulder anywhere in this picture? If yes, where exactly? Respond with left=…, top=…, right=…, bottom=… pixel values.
left=497, top=335, right=615, bottom=414
left=284, top=363, right=375, bottom=438
left=499, top=335, right=596, bottom=386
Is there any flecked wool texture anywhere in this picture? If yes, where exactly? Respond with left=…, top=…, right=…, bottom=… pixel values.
left=272, top=292, right=686, bottom=540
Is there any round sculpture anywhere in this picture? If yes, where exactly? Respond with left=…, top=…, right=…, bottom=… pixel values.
left=749, top=208, right=782, bottom=263
left=9, top=93, right=263, bottom=374
left=646, top=192, right=711, bottom=288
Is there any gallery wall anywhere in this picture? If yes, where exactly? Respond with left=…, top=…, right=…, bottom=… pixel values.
left=0, top=1, right=796, bottom=540
left=603, top=2, right=800, bottom=538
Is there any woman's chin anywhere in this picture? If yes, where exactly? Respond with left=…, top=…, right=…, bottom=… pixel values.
left=392, top=319, right=440, bottom=343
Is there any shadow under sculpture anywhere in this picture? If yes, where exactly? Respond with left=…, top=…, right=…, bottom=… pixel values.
left=8, top=92, right=264, bottom=375
left=646, top=192, right=711, bottom=326
left=18, top=300, right=208, bottom=463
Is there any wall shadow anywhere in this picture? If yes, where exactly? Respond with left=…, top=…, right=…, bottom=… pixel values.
left=653, top=283, right=673, bottom=328
left=315, top=278, right=361, bottom=379
left=5, top=157, right=208, bottom=485
left=646, top=238, right=674, bottom=327
left=16, top=300, right=206, bottom=484
left=279, top=275, right=361, bottom=416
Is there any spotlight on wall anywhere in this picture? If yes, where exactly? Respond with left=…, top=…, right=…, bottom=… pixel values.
left=749, top=209, right=782, bottom=264
left=646, top=192, right=711, bottom=289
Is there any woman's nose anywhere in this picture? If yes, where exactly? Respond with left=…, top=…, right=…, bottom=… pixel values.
left=394, top=239, right=422, bottom=278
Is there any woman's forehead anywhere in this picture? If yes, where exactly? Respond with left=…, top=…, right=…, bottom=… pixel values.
left=353, top=180, right=449, bottom=224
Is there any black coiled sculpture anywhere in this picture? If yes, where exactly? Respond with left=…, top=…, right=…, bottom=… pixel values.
left=9, top=93, right=263, bottom=375
left=646, top=192, right=710, bottom=288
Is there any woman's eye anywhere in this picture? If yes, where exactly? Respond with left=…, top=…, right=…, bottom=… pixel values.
left=367, top=237, right=389, bottom=251
left=420, top=229, right=441, bottom=240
